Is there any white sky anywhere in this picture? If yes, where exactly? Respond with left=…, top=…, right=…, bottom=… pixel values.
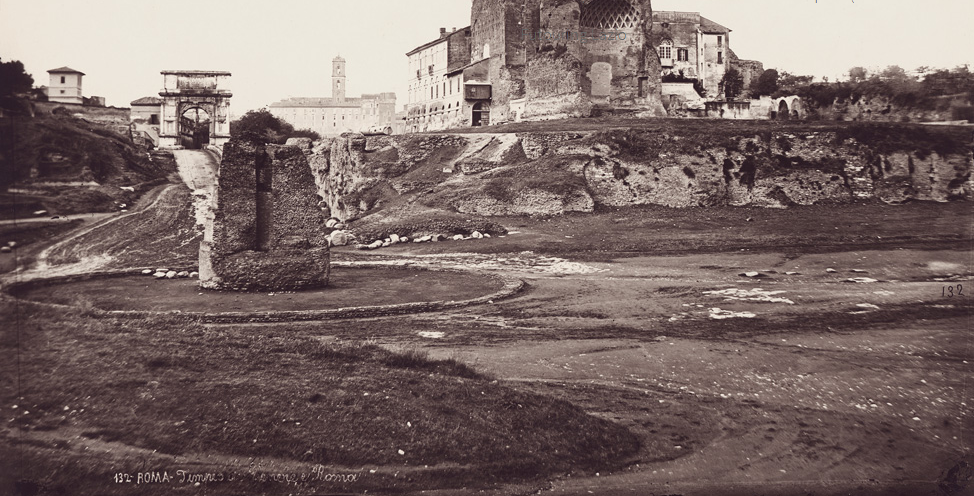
left=1, top=0, right=971, bottom=115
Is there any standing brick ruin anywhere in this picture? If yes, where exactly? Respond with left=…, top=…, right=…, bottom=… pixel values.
left=199, top=140, right=330, bottom=291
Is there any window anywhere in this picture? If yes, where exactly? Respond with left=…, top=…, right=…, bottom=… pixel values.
left=60, top=90, right=65, bottom=94
left=717, top=51, right=723, bottom=64
left=677, top=48, right=689, bottom=62
left=658, top=40, right=672, bottom=60
left=717, top=36, right=723, bottom=47
left=60, top=76, right=65, bottom=84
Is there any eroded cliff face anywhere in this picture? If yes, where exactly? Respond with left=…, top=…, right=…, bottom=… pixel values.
left=307, top=125, right=972, bottom=220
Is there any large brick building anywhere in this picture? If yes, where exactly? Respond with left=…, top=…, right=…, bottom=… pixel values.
left=406, top=0, right=667, bottom=131
left=269, top=56, right=397, bottom=137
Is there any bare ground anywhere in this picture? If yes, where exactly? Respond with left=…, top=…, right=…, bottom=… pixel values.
left=0, top=160, right=971, bottom=495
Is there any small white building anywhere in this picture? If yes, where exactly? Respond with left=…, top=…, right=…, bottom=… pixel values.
left=46, top=67, right=85, bottom=104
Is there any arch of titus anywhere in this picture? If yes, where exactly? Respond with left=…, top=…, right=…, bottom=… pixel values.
left=159, top=70, right=232, bottom=149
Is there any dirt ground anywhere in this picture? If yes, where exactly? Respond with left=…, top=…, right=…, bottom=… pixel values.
left=1, top=151, right=971, bottom=495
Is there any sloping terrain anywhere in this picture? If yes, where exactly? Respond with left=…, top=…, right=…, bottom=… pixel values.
left=308, top=119, right=972, bottom=244
left=0, top=107, right=175, bottom=218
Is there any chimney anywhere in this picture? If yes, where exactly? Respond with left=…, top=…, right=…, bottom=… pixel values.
left=440, top=27, right=447, bottom=38
left=452, top=27, right=456, bottom=32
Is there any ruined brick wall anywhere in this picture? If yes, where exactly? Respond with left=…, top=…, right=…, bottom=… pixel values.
left=199, top=139, right=329, bottom=291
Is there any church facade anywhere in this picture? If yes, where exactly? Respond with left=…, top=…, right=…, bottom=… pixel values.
left=269, top=57, right=397, bottom=137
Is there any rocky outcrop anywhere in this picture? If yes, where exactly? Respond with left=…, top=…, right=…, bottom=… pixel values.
left=307, top=125, right=972, bottom=219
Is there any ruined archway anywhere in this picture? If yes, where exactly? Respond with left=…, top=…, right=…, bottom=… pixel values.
left=179, top=106, right=211, bottom=149
left=778, top=100, right=790, bottom=120
left=159, top=70, right=231, bottom=149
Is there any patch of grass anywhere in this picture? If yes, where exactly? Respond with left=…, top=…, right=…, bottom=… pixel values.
left=0, top=299, right=638, bottom=491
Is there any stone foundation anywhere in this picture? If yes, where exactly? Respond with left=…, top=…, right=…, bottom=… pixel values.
left=199, top=139, right=330, bottom=291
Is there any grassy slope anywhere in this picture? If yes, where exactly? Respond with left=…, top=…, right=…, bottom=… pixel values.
left=0, top=110, right=175, bottom=217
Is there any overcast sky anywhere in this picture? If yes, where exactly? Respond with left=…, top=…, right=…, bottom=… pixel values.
left=1, top=0, right=971, bottom=115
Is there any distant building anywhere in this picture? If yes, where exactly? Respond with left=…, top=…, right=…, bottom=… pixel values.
left=405, top=27, right=474, bottom=133
left=46, top=67, right=84, bottom=104
left=268, top=56, right=397, bottom=137
left=130, top=96, right=163, bottom=124
left=653, top=11, right=762, bottom=99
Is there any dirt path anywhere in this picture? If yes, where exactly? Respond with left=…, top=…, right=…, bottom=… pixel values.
left=396, top=249, right=973, bottom=495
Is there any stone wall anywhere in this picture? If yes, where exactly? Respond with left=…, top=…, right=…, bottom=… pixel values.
left=314, top=126, right=972, bottom=219
left=199, top=139, right=330, bottom=291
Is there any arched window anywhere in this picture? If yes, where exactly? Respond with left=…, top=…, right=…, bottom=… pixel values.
left=580, top=0, right=639, bottom=30
left=658, top=40, right=673, bottom=60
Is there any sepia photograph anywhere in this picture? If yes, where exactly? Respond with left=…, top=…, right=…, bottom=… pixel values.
left=0, top=0, right=971, bottom=495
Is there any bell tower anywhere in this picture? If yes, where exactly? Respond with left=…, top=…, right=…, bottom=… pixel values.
left=332, top=56, right=346, bottom=103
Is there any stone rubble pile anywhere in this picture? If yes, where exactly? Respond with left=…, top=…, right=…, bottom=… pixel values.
left=355, top=231, right=491, bottom=251
left=142, top=268, right=199, bottom=280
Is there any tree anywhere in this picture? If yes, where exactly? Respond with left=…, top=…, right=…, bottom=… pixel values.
left=230, top=109, right=294, bottom=144
left=0, top=59, right=33, bottom=97
left=719, top=68, right=745, bottom=100
left=288, top=129, right=321, bottom=140
left=749, top=69, right=779, bottom=97
left=777, top=71, right=814, bottom=92
left=848, top=66, right=868, bottom=83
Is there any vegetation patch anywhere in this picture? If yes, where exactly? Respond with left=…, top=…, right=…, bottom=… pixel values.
left=1, top=299, right=639, bottom=492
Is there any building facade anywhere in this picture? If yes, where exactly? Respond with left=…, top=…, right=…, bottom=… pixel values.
left=405, top=27, right=472, bottom=133
left=653, top=11, right=762, bottom=100
left=46, top=67, right=84, bottom=104
left=269, top=56, right=397, bottom=137
left=405, top=0, right=667, bottom=131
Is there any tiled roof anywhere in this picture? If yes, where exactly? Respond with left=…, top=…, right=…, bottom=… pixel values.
left=407, top=26, right=471, bottom=56
left=130, top=96, right=163, bottom=106
left=699, top=16, right=730, bottom=34
left=48, top=66, right=85, bottom=75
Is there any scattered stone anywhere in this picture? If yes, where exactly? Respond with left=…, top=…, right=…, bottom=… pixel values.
left=328, top=230, right=350, bottom=247
left=7, top=241, right=16, bottom=247
left=0, top=246, right=10, bottom=254
left=471, top=231, right=483, bottom=239
left=155, top=268, right=169, bottom=273
left=856, top=303, right=881, bottom=310
left=826, top=268, right=838, bottom=273
left=452, top=234, right=464, bottom=241
left=483, top=233, right=491, bottom=238
left=165, top=271, right=177, bottom=279
left=177, top=271, right=190, bottom=278
left=785, top=271, right=800, bottom=275
left=141, top=269, right=153, bottom=275
left=381, top=241, right=391, bottom=247
left=369, top=240, right=383, bottom=249
left=153, top=271, right=167, bottom=279
left=739, top=271, right=764, bottom=278
left=325, top=218, right=339, bottom=228
left=850, top=269, right=868, bottom=273
left=844, top=277, right=879, bottom=283
left=413, top=238, right=423, bottom=243
left=334, top=222, right=345, bottom=230
left=390, top=234, right=400, bottom=244
left=33, top=210, right=47, bottom=216
left=431, top=234, right=443, bottom=242
left=400, top=236, right=409, bottom=243
left=189, top=272, right=199, bottom=278
left=709, top=308, right=756, bottom=320
left=420, top=235, right=432, bottom=242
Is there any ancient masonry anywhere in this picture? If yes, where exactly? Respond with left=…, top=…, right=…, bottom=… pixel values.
left=199, top=140, right=330, bottom=291
left=405, top=0, right=666, bottom=131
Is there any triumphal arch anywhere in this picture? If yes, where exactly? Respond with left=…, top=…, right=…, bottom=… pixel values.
left=158, top=70, right=232, bottom=149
